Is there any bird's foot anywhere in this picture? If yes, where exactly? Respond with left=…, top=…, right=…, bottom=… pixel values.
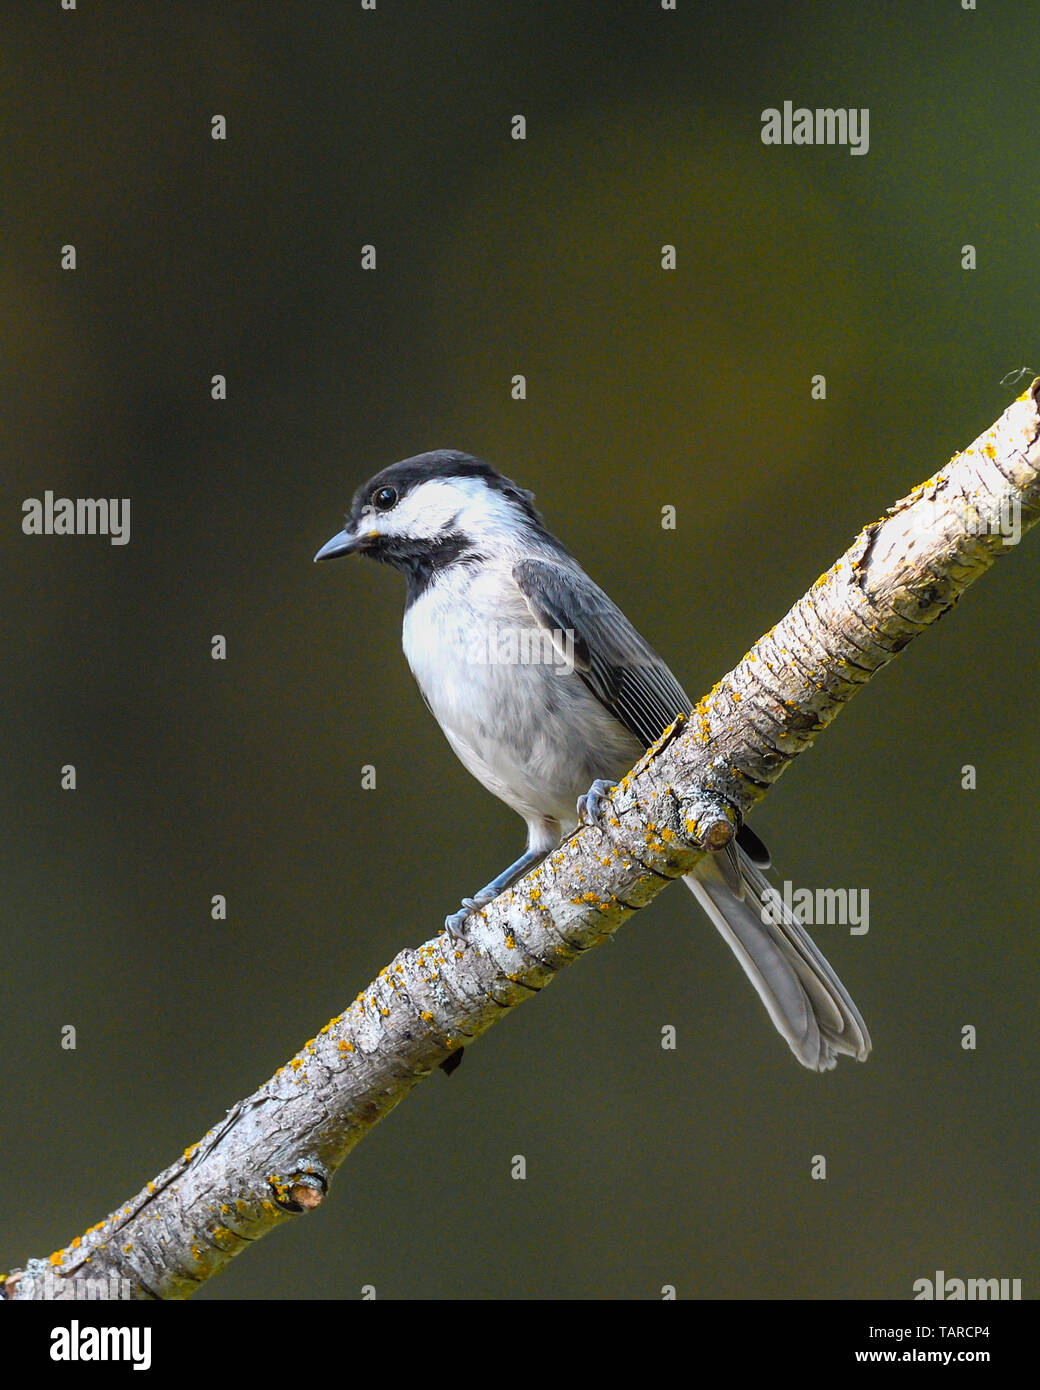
left=443, top=894, right=491, bottom=941
left=576, top=778, right=616, bottom=826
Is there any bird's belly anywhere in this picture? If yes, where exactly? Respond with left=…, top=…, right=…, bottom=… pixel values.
left=403, top=600, right=640, bottom=824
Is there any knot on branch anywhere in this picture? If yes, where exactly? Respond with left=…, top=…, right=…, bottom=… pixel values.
left=269, top=1163, right=329, bottom=1214
left=678, top=788, right=737, bottom=853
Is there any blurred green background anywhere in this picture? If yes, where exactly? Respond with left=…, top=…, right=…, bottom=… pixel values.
left=2, top=0, right=1037, bottom=1300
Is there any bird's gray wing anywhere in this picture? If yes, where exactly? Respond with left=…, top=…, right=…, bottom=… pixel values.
left=513, top=556, right=770, bottom=868
left=512, top=556, right=693, bottom=750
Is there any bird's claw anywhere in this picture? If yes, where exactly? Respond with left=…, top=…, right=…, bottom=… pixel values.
left=577, top=778, right=615, bottom=826
left=443, top=895, right=490, bottom=941
left=443, top=907, right=472, bottom=940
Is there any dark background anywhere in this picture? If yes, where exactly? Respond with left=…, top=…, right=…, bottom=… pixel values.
left=2, top=0, right=1037, bottom=1299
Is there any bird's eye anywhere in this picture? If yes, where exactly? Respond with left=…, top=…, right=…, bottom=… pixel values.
left=372, top=485, right=398, bottom=511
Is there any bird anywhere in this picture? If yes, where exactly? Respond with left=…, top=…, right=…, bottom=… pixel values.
left=315, top=449, right=871, bottom=1072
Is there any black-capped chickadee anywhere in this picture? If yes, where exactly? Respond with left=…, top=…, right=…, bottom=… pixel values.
left=315, top=450, right=870, bottom=1072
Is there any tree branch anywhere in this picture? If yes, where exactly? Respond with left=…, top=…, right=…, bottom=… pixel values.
left=6, top=381, right=1039, bottom=1301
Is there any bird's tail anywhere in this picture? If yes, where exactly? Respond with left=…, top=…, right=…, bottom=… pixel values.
left=683, top=847, right=870, bottom=1072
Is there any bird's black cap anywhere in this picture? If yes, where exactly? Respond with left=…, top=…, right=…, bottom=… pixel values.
left=348, top=450, right=544, bottom=528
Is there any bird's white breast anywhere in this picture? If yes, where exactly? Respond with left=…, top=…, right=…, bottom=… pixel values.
left=401, top=561, right=640, bottom=827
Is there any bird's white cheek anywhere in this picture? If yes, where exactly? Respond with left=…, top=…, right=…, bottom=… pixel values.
left=386, top=505, right=448, bottom=541
left=366, top=512, right=405, bottom=540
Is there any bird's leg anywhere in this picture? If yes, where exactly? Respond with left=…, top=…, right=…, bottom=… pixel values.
left=576, top=778, right=616, bottom=826
left=443, top=846, right=551, bottom=939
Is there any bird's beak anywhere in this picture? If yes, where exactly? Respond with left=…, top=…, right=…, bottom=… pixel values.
left=314, top=526, right=363, bottom=562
